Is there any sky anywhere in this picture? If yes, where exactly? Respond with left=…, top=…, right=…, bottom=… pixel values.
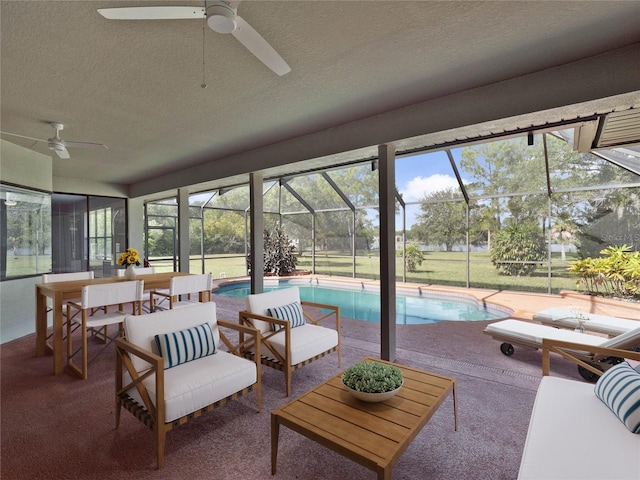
left=395, top=149, right=464, bottom=227
left=189, top=148, right=469, bottom=228
left=396, top=149, right=462, bottom=201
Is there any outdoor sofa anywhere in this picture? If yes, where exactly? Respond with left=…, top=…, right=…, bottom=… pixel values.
left=518, top=338, right=640, bottom=479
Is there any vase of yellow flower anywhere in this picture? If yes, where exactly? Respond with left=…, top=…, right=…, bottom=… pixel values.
left=117, top=247, right=142, bottom=280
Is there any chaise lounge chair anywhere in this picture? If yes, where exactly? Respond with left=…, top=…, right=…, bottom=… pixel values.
left=483, top=319, right=640, bottom=381
left=533, top=307, right=639, bottom=337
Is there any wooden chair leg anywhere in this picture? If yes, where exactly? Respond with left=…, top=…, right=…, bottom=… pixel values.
left=81, top=317, right=88, bottom=380
left=157, top=426, right=166, bottom=469
left=285, top=367, right=292, bottom=397
left=115, top=400, right=121, bottom=429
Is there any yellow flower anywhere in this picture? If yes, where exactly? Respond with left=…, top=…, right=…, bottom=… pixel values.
left=117, top=247, right=142, bottom=267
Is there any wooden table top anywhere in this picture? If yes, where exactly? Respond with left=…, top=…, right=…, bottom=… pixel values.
left=272, top=357, right=457, bottom=477
left=35, top=271, right=190, bottom=297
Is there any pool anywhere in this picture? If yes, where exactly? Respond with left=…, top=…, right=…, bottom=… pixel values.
left=214, top=279, right=511, bottom=324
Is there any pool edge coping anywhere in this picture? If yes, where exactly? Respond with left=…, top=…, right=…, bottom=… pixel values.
left=211, top=274, right=515, bottom=320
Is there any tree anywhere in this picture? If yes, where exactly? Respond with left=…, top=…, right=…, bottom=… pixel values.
left=202, top=210, right=245, bottom=254
left=278, top=165, right=379, bottom=253
left=573, top=187, right=640, bottom=258
left=460, top=137, right=549, bottom=244
left=489, top=224, right=546, bottom=276
left=550, top=216, right=577, bottom=262
left=414, top=188, right=466, bottom=251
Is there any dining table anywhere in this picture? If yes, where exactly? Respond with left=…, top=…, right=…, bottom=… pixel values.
left=35, top=271, right=193, bottom=375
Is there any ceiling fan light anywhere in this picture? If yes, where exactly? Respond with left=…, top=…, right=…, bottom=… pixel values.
left=207, top=4, right=237, bottom=34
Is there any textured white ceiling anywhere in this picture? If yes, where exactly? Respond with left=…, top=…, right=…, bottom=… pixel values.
left=1, top=0, right=639, bottom=194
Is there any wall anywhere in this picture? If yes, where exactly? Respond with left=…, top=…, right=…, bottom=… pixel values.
left=0, top=141, right=129, bottom=343
left=0, top=140, right=52, bottom=342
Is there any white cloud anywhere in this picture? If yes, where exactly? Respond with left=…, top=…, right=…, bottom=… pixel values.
left=401, top=174, right=460, bottom=202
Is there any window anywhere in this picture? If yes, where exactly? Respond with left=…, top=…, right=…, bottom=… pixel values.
left=1, top=183, right=52, bottom=279
left=89, top=196, right=126, bottom=276
left=50, top=194, right=126, bottom=277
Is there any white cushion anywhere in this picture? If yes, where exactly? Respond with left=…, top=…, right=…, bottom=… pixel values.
left=125, top=350, right=257, bottom=423
left=485, top=319, right=606, bottom=347
left=124, top=302, right=220, bottom=373
left=266, top=324, right=338, bottom=366
left=534, top=307, right=639, bottom=336
left=595, top=361, right=640, bottom=433
left=245, top=287, right=301, bottom=333
left=518, top=376, right=640, bottom=479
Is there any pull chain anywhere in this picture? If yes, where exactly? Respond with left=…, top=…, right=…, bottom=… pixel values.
left=201, top=15, right=207, bottom=88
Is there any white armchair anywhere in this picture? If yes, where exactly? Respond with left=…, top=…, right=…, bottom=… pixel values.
left=239, top=286, right=340, bottom=396
left=115, top=302, right=261, bottom=468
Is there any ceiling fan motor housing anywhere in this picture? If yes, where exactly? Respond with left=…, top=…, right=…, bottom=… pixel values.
left=207, top=3, right=237, bottom=34
left=48, top=141, right=66, bottom=153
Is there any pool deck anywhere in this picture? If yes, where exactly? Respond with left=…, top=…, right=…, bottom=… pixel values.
left=212, top=274, right=640, bottom=322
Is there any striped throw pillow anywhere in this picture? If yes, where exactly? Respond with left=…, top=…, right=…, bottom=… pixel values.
left=594, top=361, right=640, bottom=433
left=267, top=302, right=305, bottom=331
left=154, top=323, right=217, bottom=369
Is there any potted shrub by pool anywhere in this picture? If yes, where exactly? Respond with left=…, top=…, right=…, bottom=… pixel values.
left=341, top=360, right=403, bottom=402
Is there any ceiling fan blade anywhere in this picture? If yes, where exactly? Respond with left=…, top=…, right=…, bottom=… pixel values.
left=0, top=131, right=46, bottom=143
left=232, top=16, right=290, bottom=76
left=63, top=141, right=109, bottom=150
left=97, top=6, right=205, bottom=20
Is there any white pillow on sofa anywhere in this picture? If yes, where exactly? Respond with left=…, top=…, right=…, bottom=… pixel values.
left=154, top=322, right=217, bottom=369
left=594, top=361, right=640, bottom=434
left=267, top=301, right=305, bottom=331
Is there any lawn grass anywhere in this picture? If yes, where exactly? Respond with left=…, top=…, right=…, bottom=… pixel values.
left=9, top=251, right=580, bottom=295
left=183, top=251, right=579, bottom=294
left=296, top=251, right=578, bottom=294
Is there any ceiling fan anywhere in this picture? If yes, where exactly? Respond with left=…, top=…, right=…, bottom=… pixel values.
left=0, top=123, right=108, bottom=159
left=97, top=1, right=291, bottom=76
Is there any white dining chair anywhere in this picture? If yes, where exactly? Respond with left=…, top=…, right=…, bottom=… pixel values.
left=66, top=280, right=143, bottom=379
left=115, top=266, right=156, bottom=277
left=116, top=266, right=157, bottom=312
left=150, top=273, right=212, bottom=311
left=42, top=271, right=95, bottom=340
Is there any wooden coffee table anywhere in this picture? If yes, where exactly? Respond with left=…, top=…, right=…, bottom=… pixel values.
left=271, top=357, right=457, bottom=480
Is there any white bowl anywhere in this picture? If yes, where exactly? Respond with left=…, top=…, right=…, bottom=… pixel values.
left=343, top=381, right=403, bottom=403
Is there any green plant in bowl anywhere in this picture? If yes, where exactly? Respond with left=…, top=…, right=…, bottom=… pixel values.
left=342, top=361, right=403, bottom=402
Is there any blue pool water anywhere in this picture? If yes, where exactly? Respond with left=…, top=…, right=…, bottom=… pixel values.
left=214, top=280, right=510, bottom=324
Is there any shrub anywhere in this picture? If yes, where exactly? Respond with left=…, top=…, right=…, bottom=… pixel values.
left=568, top=244, right=640, bottom=299
left=489, top=224, right=546, bottom=276
left=398, top=243, right=425, bottom=272
left=263, top=226, right=298, bottom=275
left=247, top=226, right=299, bottom=276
